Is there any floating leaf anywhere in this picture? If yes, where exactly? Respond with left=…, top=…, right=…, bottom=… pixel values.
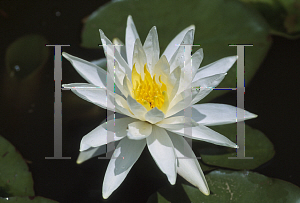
left=81, top=0, right=271, bottom=102
left=0, top=136, right=34, bottom=197
left=147, top=192, right=170, bottom=203
left=0, top=136, right=58, bottom=202
left=240, top=0, right=300, bottom=39
left=183, top=170, right=300, bottom=202
left=197, top=124, right=275, bottom=170
left=5, top=34, right=49, bottom=79
left=148, top=170, right=300, bottom=203
left=199, top=160, right=217, bottom=172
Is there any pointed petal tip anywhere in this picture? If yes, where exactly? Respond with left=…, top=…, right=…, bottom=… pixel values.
left=168, top=176, right=177, bottom=185
left=102, top=193, right=109, bottom=200
left=197, top=183, right=210, bottom=196
left=203, top=189, right=210, bottom=196
left=127, top=15, right=133, bottom=23
left=76, top=159, right=82, bottom=164
left=236, top=145, right=239, bottom=149
left=102, top=188, right=111, bottom=200
left=167, top=177, right=176, bottom=186
left=190, top=24, right=195, bottom=30
left=62, top=52, right=69, bottom=58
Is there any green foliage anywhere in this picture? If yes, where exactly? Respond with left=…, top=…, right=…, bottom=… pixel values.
left=240, top=0, right=300, bottom=39
left=195, top=124, right=275, bottom=170
left=0, top=136, right=34, bottom=197
left=148, top=170, right=300, bottom=203
left=5, top=35, right=49, bottom=80
left=0, top=136, right=58, bottom=203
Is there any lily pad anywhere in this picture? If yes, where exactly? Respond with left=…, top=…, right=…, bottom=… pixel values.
left=81, top=0, right=272, bottom=103
left=148, top=170, right=300, bottom=203
left=0, top=196, right=58, bottom=203
left=146, top=192, right=170, bottom=203
left=0, top=136, right=34, bottom=197
left=5, top=34, right=49, bottom=79
left=199, top=160, right=217, bottom=172
left=196, top=124, right=275, bottom=170
left=240, top=0, right=300, bottom=39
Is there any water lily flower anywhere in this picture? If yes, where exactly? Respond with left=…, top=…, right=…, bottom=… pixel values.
left=62, top=15, right=257, bottom=199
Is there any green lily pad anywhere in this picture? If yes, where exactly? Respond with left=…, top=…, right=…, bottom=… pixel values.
left=147, top=192, right=170, bottom=203
left=81, top=0, right=272, bottom=103
left=0, top=196, right=58, bottom=203
left=148, top=170, right=300, bottom=203
left=5, top=34, right=49, bottom=79
left=184, top=170, right=300, bottom=202
left=196, top=124, right=275, bottom=170
left=240, top=0, right=300, bottom=39
left=199, top=159, right=217, bottom=172
left=0, top=136, right=34, bottom=197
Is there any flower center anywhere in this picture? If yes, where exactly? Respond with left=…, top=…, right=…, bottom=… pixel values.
left=132, top=64, right=168, bottom=111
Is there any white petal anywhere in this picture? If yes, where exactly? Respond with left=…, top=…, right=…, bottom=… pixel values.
left=153, top=55, right=180, bottom=101
left=99, top=29, right=113, bottom=57
left=89, top=58, right=125, bottom=98
left=193, top=56, right=237, bottom=82
left=132, top=38, right=147, bottom=77
left=127, top=95, right=147, bottom=120
left=191, top=73, right=226, bottom=105
left=79, top=117, right=137, bottom=151
left=168, top=66, right=181, bottom=103
left=169, top=46, right=184, bottom=73
left=100, top=29, right=131, bottom=77
left=162, top=25, right=195, bottom=62
left=76, top=145, right=107, bottom=164
left=62, top=83, right=112, bottom=110
left=166, top=96, right=186, bottom=118
left=153, top=55, right=170, bottom=78
left=146, top=126, right=177, bottom=185
left=113, top=62, right=127, bottom=97
left=168, top=132, right=210, bottom=195
left=191, top=103, right=258, bottom=126
left=114, top=94, right=136, bottom=118
left=144, top=107, right=165, bottom=124
left=126, top=15, right=140, bottom=70
left=62, top=52, right=106, bottom=88
left=156, top=116, right=198, bottom=130
left=112, top=37, right=127, bottom=62
left=167, top=124, right=238, bottom=148
left=174, top=52, right=193, bottom=97
left=166, top=88, right=199, bottom=118
left=102, top=137, right=146, bottom=199
left=192, top=72, right=226, bottom=89
left=143, top=26, right=160, bottom=75
left=122, top=74, right=133, bottom=98
left=169, top=28, right=194, bottom=72
left=127, top=121, right=152, bottom=140
left=191, top=48, right=204, bottom=80
left=174, top=48, right=204, bottom=97
left=91, top=57, right=107, bottom=69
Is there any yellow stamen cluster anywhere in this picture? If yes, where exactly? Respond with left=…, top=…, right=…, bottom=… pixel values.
left=132, top=64, right=168, bottom=111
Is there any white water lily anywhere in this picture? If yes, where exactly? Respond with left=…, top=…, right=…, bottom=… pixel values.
left=63, top=15, right=257, bottom=199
